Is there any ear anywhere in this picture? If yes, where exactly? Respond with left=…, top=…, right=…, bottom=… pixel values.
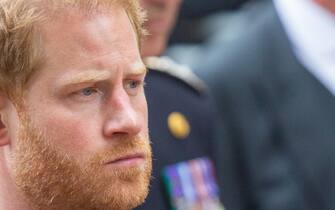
left=0, top=118, right=9, bottom=147
left=0, top=94, right=10, bottom=147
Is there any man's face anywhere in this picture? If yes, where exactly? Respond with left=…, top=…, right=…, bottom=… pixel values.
left=140, top=0, right=182, bottom=56
left=6, top=5, right=151, bottom=210
left=314, top=0, right=335, bottom=14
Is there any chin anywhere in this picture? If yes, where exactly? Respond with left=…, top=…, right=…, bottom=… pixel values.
left=109, top=180, right=150, bottom=210
left=96, top=157, right=153, bottom=210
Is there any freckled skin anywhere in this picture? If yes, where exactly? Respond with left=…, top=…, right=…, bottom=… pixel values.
left=26, top=6, right=147, bottom=158
left=0, top=4, right=151, bottom=210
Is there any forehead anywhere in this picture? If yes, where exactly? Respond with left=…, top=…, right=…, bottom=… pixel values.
left=37, top=5, right=140, bottom=68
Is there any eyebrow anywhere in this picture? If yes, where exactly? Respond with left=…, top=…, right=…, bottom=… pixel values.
left=56, top=62, right=147, bottom=89
left=56, top=70, right=112, bottom=87
left=128, top=61, right=148, bottom=75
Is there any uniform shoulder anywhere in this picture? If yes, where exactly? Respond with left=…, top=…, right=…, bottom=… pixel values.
left=144, top=56, right=207, bottom=94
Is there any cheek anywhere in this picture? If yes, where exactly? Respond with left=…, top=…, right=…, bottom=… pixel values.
left=36, top=115, right=101, bottom=155
left=133, top=94, right=148, bottom=127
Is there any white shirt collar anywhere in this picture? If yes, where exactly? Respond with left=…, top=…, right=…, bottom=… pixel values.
left=274, top=0, right=335, bottom=55
left=274, top=0, right=335, bottom=95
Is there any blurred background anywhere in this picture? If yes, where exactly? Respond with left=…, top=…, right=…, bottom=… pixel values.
left=166, top=0, right=265, bottom=70
left=140, top=0, right=335, bottom=209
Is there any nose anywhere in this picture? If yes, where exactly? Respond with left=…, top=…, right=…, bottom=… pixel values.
left=102, top=88, right=143, bottom=139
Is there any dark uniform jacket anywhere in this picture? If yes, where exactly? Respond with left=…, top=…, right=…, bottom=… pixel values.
left=134, top=56, right=221, bottom=210
left=203, top=1, right=335, bottom=210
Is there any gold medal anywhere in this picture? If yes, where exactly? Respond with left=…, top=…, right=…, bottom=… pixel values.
left=167, top=112, right=190, bottom=139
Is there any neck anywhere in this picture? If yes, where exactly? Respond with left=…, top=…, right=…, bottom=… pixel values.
left=0, top=150, right=32, bottom=210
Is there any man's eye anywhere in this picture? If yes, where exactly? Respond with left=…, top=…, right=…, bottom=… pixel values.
left=70, top=87, right=101, bottom=102
left=125, top=80, right=144, bottom=95
left=128, top=80, right=140, bottom=89
left=81, top=87, right=97, bottom=96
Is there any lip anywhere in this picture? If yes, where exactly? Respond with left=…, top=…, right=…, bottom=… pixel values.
left=105, top=153, right=146, bottom=168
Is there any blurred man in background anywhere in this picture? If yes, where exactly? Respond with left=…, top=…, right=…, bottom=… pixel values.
left=169, top=0, right=263, bottom=44
left=165, top=0, right=266, bottom=71
left=203, top=0, right=335, bottom=209
left=140, top=0, right=182, bottom=56
left=135, top=0, right=225, bottom=210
